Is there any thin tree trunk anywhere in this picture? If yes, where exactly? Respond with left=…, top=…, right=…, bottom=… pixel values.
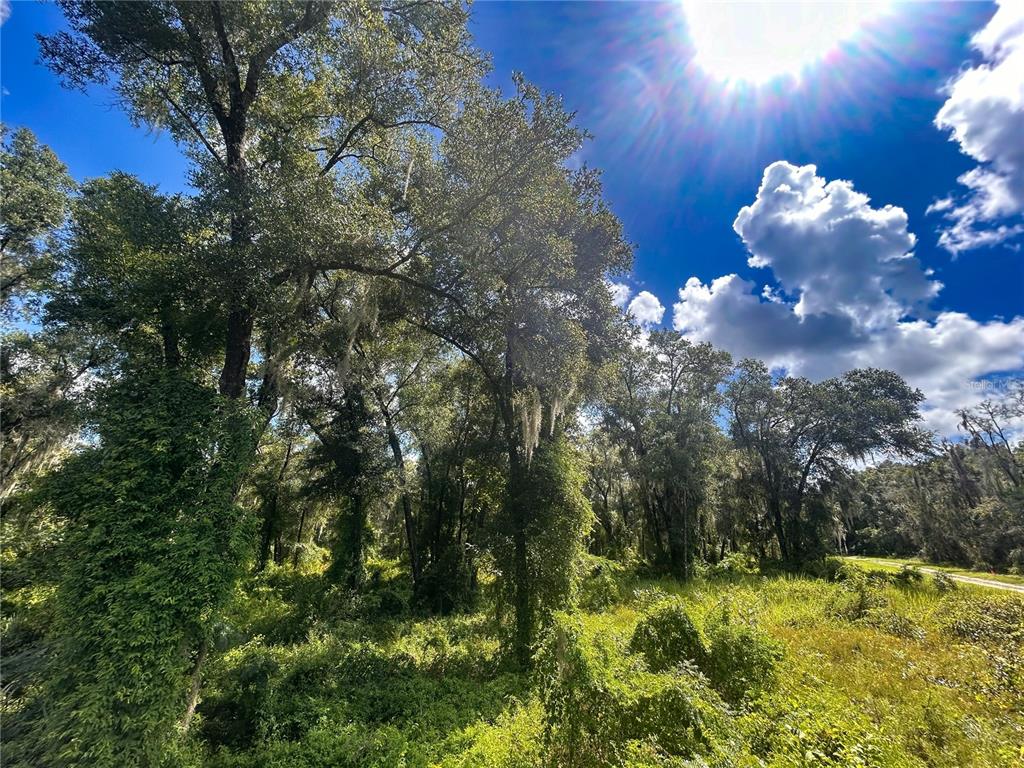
left=257, top=438, right=293, bottom=572
left=179, top=638, right=208, bottom=735
left=380, top=401, right=419, bottom=586
left=292, top=504, right=308, bottom=569
left=503, top=400, right=533, bottom=668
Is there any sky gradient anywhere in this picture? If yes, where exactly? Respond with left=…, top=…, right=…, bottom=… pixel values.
left=2, top=0, right=1022, bottom=434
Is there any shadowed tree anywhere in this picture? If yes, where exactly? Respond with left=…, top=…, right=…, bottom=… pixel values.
left=727, top=360, right=928, bottom=564
left=404, top=78, right=632, bottom=664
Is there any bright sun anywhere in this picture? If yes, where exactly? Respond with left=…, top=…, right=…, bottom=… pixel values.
left=682, top=1, right=892, bottom=85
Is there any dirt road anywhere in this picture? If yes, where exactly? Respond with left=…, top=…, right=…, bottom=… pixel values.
left=852, top=558, right=1024, bottom=594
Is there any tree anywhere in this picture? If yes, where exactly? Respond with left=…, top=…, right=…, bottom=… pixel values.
left=40, top=0, right=482, bottom=401
left=727, top=360, right=928, bottom=564
left=1, top=126, right=74, bottom=312
left=845, top=383, right=1024, bottom=571
left=33, top=4, right=484, bottom=756
left=405, top=78, right=632, bottom=663
left=40, top=371, right=255, bottom=767
left=601, top=330, right=732, bottom=576
left=0, top=129, right=87, bottom=498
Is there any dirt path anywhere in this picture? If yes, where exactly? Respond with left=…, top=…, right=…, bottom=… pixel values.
left=854, top=558, right=1024, bottom=594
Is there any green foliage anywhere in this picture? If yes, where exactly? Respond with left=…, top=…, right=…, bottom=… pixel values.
left=934, top=591, right=1024, bottom=645
left=7, top=4, right=1023, bottom=768
left=578, top=555, right=629, bottom=612
left=702, top=604, right=783, bottom=706
left=434, top=700, right=545, bottom=768
left=537, top=612, right=728, bottom=766
left=706, top=552, right=759, bottom=579
left=496, top=434, right=595, bottom=658
left=846, top=386, right=1024, bottom=574
left=36, top=371, right=257, bottom=768
left=199, top=618, right=526, bottom=767
left=727, top=360, right=928, bottom=564
left=894, top=563, right=924, bottom=586
left=628, top=598, right=708, bottom=672
left=828, top=566, right=890, bottom=621
left=600, top=332, right=732, bottom=576
left=743, top=695, right=889, bottom=767
left=932, top=570, right=957, bottom=593
left=0, top=125, right=74, bottom=310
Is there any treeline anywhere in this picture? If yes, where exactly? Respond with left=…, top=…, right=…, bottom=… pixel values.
left=843, top=390, right=1024, bottom=570
left=1, top=3, right=1022, bottom=767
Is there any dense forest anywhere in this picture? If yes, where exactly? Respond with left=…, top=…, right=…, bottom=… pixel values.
left=2, top=3, right=1023, bottom=767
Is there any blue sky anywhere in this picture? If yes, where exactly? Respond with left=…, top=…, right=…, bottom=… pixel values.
left=2, top=1, right=1022, bottom=433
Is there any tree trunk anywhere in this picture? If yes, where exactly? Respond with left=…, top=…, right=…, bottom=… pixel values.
left=218, top=306, right=254, bottom=399
left=328, top=494, right=368, bottom=588
left=179, top=637, right=208, bottom=735
left=381, top=403, right=420, bottom=586
left=509, top=473, right=532, bottom=668
left=769, top=492, right=789, bottom=562
left=501, top=395, right=534, bottom=668
left=292, top=504, right=308, bottom=569
left=257, top=439, right=293, bottom=572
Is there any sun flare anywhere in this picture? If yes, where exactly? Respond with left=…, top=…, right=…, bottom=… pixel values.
left=682, top=1, right=893, bottom=85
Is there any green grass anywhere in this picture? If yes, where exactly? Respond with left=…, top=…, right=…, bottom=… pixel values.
left=187, top=562, right=1024, bottom=768
left=843, top=555, right=1024, bottom=587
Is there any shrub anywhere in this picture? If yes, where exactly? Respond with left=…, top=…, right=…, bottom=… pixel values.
left=537, top=613, right=727, bottom=766
left=208, top=722, right=409, bottom=768
left=743, top=699, right=887, bottom=767
left=200, top=640, right=286, bottom=749
left=579, top=555, right=627, bottom=611
left=828, top=567, right=889, bottom=621
left=932, top=571, right=957, bottom=593
left=894, top=564, right=924, bottom=586
left=934, top=592, right=1024, bottom=692
left=702, top=606, right=783, bottom=706
left=707, top=552, right=758, bottom=579
left=629, top=599, right=708, bottom=672
left=935, top=592, right=1024, bottom=645
left=434, top=700, right=545, bottom=768
left=821, top=557, right=845, bottom=582
left=830, top=561, right=868, bottom=584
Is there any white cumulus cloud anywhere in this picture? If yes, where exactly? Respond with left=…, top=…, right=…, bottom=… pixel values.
left=733, top=161, right=940, bottom=326
left=674, top=162, right=1024, bottom=436
left=931, top=0, right=1024, bottom=253
left=608, top=281, right=632, bottom=309
left=627, top=290, right=665, bottom=327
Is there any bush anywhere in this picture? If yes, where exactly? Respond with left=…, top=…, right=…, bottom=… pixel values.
left=744, top=699, right=887, bottom=767
left=830, top=561, right=869, bottom=584
left=434, top=700, right=545, bottom=768
left=208, top=722, right=409, bottom=768
left=932, top=571, right=957, bottom=593
left=821, top=557, right=845, bottom=582
left=702, top=608, right=783, bottom=706
left=935, top=592, right=1024, bottom=645
left=578, top=555, right=627, bottom=611
left=828, top=566, right=889, bottom=621
left=629, top=599, right=707, bottom=672
left=537, top=613, right=727, bottom=766
left=706, top=552, right=758, bottom=579
left=894, top=564, right=924, bottom=586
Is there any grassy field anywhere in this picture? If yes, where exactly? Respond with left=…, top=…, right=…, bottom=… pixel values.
left=165, top=558, right=1024, bottom=768
left=842, top=555, right=1024, bottom=587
